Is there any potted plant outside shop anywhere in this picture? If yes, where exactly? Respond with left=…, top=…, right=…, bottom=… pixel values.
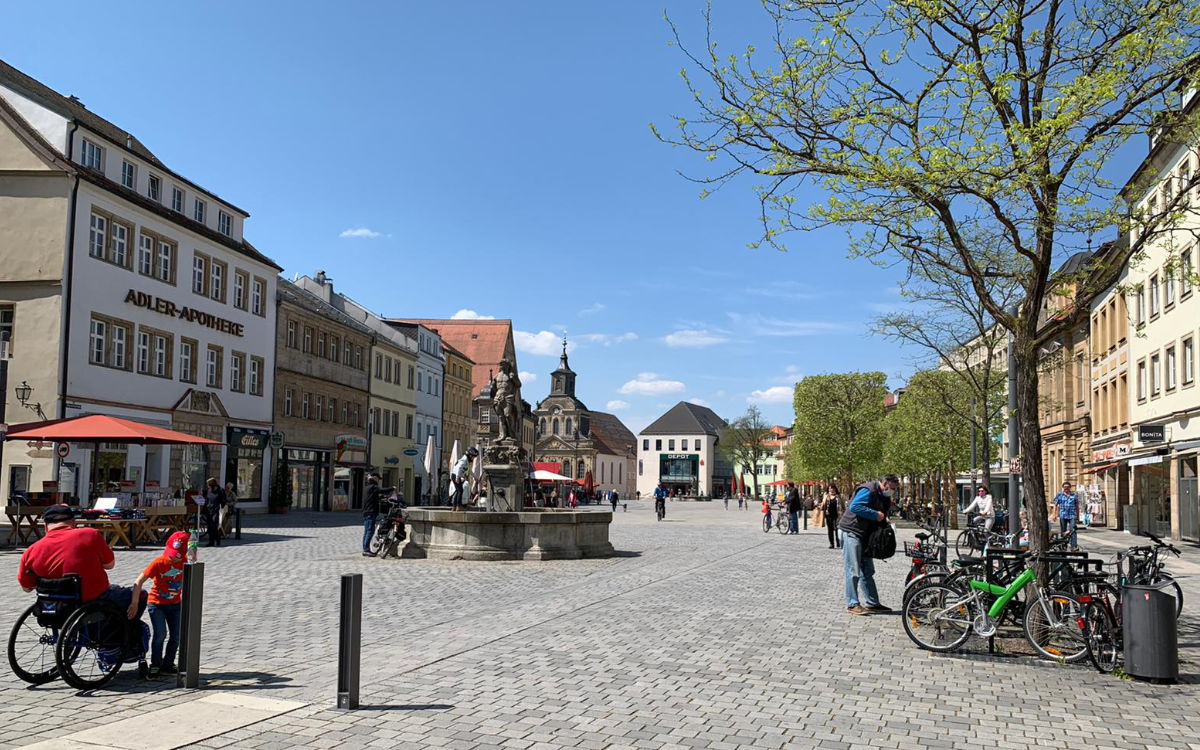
left=268, top=462, right=292, bottom=514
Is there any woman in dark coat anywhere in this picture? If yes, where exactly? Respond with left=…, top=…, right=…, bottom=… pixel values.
left=822, top=485, right=842, bottom=549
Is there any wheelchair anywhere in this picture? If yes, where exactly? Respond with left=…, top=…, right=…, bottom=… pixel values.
left=8, top=575, right=150, bottom=690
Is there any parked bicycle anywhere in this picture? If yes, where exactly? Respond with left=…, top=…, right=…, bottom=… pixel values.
left=903, top=550, right=1088, bottom=662
left=954, top=512, right=1009, bottom=557
left=368, top=494, right=407, bottom=559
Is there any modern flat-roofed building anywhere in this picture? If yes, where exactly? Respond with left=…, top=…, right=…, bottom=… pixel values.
left=636, top=401, right=728, bottom=499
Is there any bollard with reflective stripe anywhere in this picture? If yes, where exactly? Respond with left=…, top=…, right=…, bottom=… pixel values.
left=176, top=561, right=204, bottom=688
left=337, top=573, right=362, bottom=709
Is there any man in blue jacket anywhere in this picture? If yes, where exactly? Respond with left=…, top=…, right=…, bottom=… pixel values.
left=838, top=474, right=900, bottom=615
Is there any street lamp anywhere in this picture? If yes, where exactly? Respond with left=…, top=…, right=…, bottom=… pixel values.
left=15, top=380, right=46, bottom=420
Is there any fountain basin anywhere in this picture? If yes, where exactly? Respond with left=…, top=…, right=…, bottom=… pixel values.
left=400, top=507, right=614, bottom=561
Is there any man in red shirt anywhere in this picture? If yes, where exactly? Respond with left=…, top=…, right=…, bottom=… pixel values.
left=17, top=504, right=138, bottom=615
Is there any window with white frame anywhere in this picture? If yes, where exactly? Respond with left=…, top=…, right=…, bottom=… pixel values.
left=138, top=234, right=154, bottom=275
left=230, top=352, right=244, bottom=392
left=232, top=271, right=247, bottom=310
left=136, top=330, right=150, bottom=373
left=89, top=319, right=106, bottom=364
left=192, top=255, right=207, bottom=294
left=1185, top=337, right=1195, bottom=385
left=218, top=210, right=231, bottom=236
left=193, top=199, right=206, bottom=224
left=284, top=388, right=293, bottom=416
left=157, top=240, right=174, bottom=282
left=287, top=320, right=296, bottom=348
left=250, top=357, right=262, bottom=395
left=179, top=339, right=196, bottom=383
left=318, top=332, right=326, bottom=358
left=1166, top=270, right=1176, bottom=307
left=1167, top=346, right=1177, bottom=390
left=328, top=397, right=336, bottom=422
left=148, top=174, right=161, bottom=202
left=252, top=278, right=265, bottom=316
left=121, top=160, right=136, bottom=189
left=89, top=213, right=106, bottom=258
left=301, top=393, right=310, bottom=419
left=171, top=187, right=184, bottom=213
left=1138, top=360, right=1147, bottom=399
left=206, top=346, right=221, bottom=388
left=1151, top=353, right=1161, bottom=395
left=153, top=334, right=168, bottom=377
left=303, top=327, right=312, bottom=353
left=0, top=306, right=12, bottom=355
left=111, top=324, right=127, bottom=369
left=1184, top=248, right=1195, bottom=296
left=80, top=138, right=103, bottom=170
left=315, top=395, right=323, bottom=422
left=1150, top=274, right=1160, bottom=316
left=1137, top=287, right=1146, bottom=325
left=109, top=220, right=129, bottom=267
left=209, top=260, right=225, bottom=302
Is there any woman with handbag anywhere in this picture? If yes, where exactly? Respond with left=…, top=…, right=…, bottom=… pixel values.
left=823, top=486, right=842, bottom=549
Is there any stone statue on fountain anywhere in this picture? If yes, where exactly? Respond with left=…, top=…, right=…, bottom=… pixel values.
left=483, top=357, right=527, bottom=510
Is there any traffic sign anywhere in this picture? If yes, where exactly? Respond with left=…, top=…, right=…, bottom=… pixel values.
left=402, top=448, right=420, bottom=457
left=55, top=442, right=70, bottom=459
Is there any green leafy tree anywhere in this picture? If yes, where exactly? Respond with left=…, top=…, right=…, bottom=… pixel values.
left=658, top=0, right=1200, bottom=557
left=790, top=372, right=888, bottom=489
left=720, top=405, right=774, bottom=499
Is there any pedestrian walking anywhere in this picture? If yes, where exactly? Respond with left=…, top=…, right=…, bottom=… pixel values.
left=1052, top=481, right=1080, bottom=550
left=823, top=485, right=842, bottom=549
left=448, top=447, right=478, bottom=511
left=202, top=478, right=225, bottom=547
left=361, top=473, right=382, bottom=557
left=551, top=488, right=560, bottom=508
left=610, top=490, right=619, bottom=512
left=839, top=474, right=899, bottom=615
left=785, top=482, right=801, bottom=534
left=221, top=481, right=238, bottom=536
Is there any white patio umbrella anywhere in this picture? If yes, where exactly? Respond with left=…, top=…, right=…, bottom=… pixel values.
left=423, top=433, right=437, bottom=500
left=448, top=439, right=461, bottom=473
left=471, top=450, right=484, bottom=504
left=531, top=469, right=571, bottom=481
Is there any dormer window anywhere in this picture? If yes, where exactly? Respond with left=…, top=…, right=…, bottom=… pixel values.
left=218, top=210, right=232, bottom=236
left=147, top=174, right=161, bottom=202
left=121, top=160, right=136, bottom=189
left=193, top=199, right=206, bottom=224
left=80, top=138, right=103, bottom=170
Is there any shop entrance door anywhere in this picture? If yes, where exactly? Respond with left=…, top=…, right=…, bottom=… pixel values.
left=1181, top=457, right=1199, bottom=543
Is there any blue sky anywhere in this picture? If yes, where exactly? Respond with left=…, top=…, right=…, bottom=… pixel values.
left=1, top=2, right=1133, bottom=434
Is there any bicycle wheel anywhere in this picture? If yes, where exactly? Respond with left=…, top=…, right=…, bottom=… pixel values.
left=955, top=530, right=981, bottom=558
left=368, top=524, right=387, bottom=556
left=903, top=584, right=975, bottom=652
left=56, top=603, right=127, bottom=690
left=903, top=570, right=949, bottom=607
left=761, top=515, right=769, bottom=532
left=8, top=603, right=60, bottom=685
left=1084, top=604, right=1120, bottom=674
left=1023, top=590, right=1088, bottom=663
left=776, top=516, right=789, bottom=535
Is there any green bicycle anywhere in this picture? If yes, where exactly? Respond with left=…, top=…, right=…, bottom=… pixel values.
left=903, top=551, right=1088, bottom=662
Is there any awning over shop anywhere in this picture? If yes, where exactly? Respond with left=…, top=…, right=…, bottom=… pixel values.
left=4, top=414, right=220, bottom=445
left=1082, top=463, right=1117, bottom=473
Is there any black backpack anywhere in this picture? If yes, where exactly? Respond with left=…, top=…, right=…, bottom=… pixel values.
left=867, top=524, right=897, bottom=560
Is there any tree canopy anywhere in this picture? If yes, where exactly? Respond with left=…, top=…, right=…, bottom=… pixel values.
left=720, top=405, right=775, bottom=498
left=790, top=372, right=888, bottom=487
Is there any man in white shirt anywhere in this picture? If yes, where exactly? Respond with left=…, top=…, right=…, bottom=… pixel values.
left=963, top=486, right=996, bottom=531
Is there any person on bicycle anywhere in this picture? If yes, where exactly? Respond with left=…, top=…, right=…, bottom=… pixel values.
left=17, top=504, right=144, bottom=618
left=962, top=486, right=996, bottom=533
left=653, top=483, right=667, bottom=520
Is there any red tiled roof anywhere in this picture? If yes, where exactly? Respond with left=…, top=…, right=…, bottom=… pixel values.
left=391, top=319, right=514, bottom=396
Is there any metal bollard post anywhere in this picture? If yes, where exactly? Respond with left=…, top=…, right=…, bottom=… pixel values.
left=176, top=562, right=204, bottom=688
left=235, top=508, right=242, bottom=540
left=803, top=505, right=808, bottom=531
left=337, top=573, right=362, bottom=709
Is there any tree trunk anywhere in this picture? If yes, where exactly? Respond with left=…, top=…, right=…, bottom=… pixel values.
left=1014, top=332, right=1050, bottom=569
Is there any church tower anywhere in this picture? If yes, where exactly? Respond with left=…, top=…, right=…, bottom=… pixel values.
left=550, top=336, right=577, bottom=398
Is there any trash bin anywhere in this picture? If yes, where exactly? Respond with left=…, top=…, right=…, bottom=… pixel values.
left=1122, top=583, right=1178, bottom=682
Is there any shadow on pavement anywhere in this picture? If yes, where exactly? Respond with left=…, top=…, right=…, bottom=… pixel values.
left=611, top=550, right=643, bottom=558
left=200, top=670, right=294, bottom=690
left=357, top=703, right=455, bottom=711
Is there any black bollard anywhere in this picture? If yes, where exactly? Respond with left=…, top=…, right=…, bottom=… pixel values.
left=803, top=504, right=808, bottom=531
left=234, top=508, right=242, bottom=540
left=337, top=573, right=362, bottom=709
left=176, top=562, right=204, bottom=688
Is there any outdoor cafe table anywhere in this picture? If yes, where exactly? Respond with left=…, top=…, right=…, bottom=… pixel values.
left=4, top=505, right=45, bottom=545
left=141, top=506, right=187, bottom=544
left=75, top=517, right=142, bottom=550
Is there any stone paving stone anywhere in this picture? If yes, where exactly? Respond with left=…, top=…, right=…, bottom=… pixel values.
left=2, top=508, right=1200, bottom=748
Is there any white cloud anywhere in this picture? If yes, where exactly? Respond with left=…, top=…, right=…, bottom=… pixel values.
left=771, top=365, right=805, bottom=384
left=747, top=386, right=794, bottom=404
left=514, top=330, right=573, bottom=356
left=726, top=312, right=845, bottom=337
left=606, top=400, right=630, bottom=411
left=663, top=329, right=729, bottom=348
left=579, top=332, right=638, bottom=346
left=688, top=397, right=711, bottom=407
left=579, top=302, right=606, bottom=316
left=746, top=281, right=821, bottom=302
left=451, top=309, right=495, bottom=320
left=339, top=227, right=382, bottom=239
left=519, top=371, right=537, bottom=383
left=619, top=373, right=686, bottom=396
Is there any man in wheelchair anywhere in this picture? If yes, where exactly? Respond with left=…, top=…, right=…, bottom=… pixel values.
left=12, top=504, right=150, bottom=688
left=17, top=504, right=146, bottom=617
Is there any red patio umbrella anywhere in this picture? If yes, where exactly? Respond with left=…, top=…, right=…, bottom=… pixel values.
left=4, top=414, right=221, bottom=445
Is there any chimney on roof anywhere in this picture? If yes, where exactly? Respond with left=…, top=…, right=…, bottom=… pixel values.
left=309, top=271, right=333, bottom=303
left=66, top=95, right=84, bottom=108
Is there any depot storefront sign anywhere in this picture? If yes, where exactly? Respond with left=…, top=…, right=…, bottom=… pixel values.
left=125, top=289, right=245, bottom=337
left=660, top=453, right=699, bottom=482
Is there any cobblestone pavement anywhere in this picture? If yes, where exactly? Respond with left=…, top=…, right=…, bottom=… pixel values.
left=2, top=502, right=1200, bottom=749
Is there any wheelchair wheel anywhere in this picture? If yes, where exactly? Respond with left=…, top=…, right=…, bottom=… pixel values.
left=56, top=602, right=127, bottom=690
left=8, top=603, right=60, bottom=685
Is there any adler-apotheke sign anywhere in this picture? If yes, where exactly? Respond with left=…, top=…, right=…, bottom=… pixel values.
left=124, top=289, right=245, bottom=337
